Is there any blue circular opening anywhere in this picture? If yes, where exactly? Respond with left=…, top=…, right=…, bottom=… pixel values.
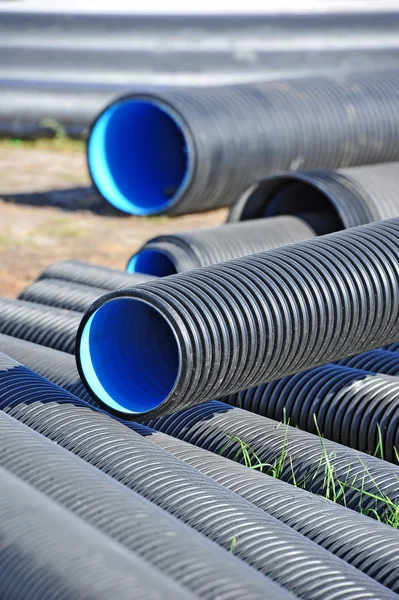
left=126, top=249, right=178, bottom=277
left=79, top=297, right=179, bottom=414
left=88, top=98, right=191, bottom=215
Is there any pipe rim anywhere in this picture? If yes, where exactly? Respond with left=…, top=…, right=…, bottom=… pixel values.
left=87, top=94, right=196, bottom=216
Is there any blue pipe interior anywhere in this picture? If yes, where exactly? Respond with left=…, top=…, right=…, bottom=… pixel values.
left=127, top=249, right=178, bottom=277
left=88, top=98, right=191, bottom=215
left=79, top=298, right=179, bottom=414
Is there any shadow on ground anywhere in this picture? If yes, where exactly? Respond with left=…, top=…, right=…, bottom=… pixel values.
left=0, top=186, right=124, bottom=216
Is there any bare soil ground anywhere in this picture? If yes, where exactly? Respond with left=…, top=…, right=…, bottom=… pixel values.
left=0, top=141, right=226, bottom=297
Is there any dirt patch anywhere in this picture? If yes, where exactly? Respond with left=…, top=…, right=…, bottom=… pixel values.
left=0, top=143, right=226, bottom=297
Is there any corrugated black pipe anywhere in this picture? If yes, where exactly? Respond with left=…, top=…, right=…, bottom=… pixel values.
left=227, top=162, right=399, bottom=230
left=0, top=465, right=189, bottom=600
left=0, top=334, right=95, bottom=404
left=127, top=216, right=315, bottom=276
left=37, top=259, right=156, bottom=290
left=0, top=298, right=80, bottom=353
left=221, top=363, right=399, bottom=462
left=5, top=11, right=399, bottom=138
left=0, top=353, right=392, bottom=600
left=87, top=70, right=399, bottom=216
left=145, top=399, right=399, bottom=516
left=19, top=278, right=108, bottom=312
left=338, top=348, right=399, bottom=375
left=141, top=426, right=399, bottom=594
left=77, top=218, right=399, bottom=419
left=0, top=405, right=281, bottom=600
left=6, top=336, right=399, bottom=592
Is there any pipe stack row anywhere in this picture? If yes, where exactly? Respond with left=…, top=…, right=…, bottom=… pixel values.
left=5, top=40, right=399, bottom=600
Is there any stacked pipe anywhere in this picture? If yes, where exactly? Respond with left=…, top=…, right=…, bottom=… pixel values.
left=5, top=10, right=399, bottom=138
left=87, top=69, right=399, bottom=216
left=228, top=161, right=399, bottom=230
left=0, top=465, right=191, bottom=600
left=2, top=353, right=395, bottom=599
left=221, top=363, right=399, bottom=462
left=77, top=218, right=399, bottom=419
left=3, top=335, right=399, bottom=593
left=126, top=216, right=315, bottom=276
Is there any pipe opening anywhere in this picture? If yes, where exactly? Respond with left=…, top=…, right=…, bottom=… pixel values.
left=127, top=249, right=178, bottom=276
left=88, top=98, right=191, bottom=215
left=79, top=297, right=179, bottom=414
left=264, top=181, right=343, bottom=234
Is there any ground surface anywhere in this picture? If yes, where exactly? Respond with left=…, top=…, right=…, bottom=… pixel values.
left=0, top=140, right=225, bottom=297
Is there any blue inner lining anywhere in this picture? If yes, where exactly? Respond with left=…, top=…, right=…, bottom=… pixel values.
left=79, top=298, right=179, bottom=414
left=88, top=99, right=190, bottom=215
left=127, top=249, right=178, bottom=276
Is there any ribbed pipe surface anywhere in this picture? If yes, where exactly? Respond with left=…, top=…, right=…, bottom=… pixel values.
left=221, top=363, right=399, bottom=462
left=37, top=259, right=156, bottom=290
left=0, top=334, right=95, bottom=403
left=385, top=342, right=399, bottom=352
left=0, top=353, right=391, bottom=600
left=142, top=426, right=399, bottom=593
left=146, top=399, right=399, bottom=515
left=88, top=69, right=399, bottom=216
left=0, top=465, right=189, bottom=600
left=7, top=337, right=399, bottom=592
left=77, top=218, right=399, bottom=419
left=0, top=405, right=281, bottom=600
left=338, top=348, right=399, bottom=375
left=0, top=298, right=80, bottom=354
left=127, top=216, right=315, bottom=275
left=228, top=162, right=399, bottom=229
left=19, top=278, right=108, bottom=312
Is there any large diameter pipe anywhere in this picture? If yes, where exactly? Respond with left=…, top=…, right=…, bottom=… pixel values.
left=221, top=363, right=399, bottom=463
left=0, top=466, right=189, bottom=600
left=37, top=259, right=157, bottom=290
left=0, top=392, right=281, bottom=600
left=19, top=278, right=109, bottom=312
left=5, top=335, right=399, bottom=592
left=1, top=354, right=386, bottom=600
left=228, top=161, right=399, bottom=228
left=127, top=216, right=315, bottom=276
left=0, top=298, right=81, bottom=354
left=77, top=217, right=399, bottom=419
left=87, top=69, right=399, bottom=216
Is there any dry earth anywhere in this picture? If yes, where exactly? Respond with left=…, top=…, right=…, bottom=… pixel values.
left=0, top=142, right=226, bottom=297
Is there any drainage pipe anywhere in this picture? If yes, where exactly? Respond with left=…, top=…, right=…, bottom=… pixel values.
left=0, top=352, right=391, bottom=600
left=127, top=216, right=315, bottom=276
left=0, top=465, right=190, bottom=600
left=37, top=259, right=156, bottom=290
left=19, top=278, right=109, bottom=312
left=6, top=336, right=399, bottom=592
left=228, top=162, right=399, bottom=228
left=0, top=298, right=80, bottom=354
left=87, top=70, right=399, bottom=216
left=77, top=217, right=399, bottom=419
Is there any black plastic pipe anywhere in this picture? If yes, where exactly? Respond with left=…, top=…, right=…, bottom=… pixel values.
left=87, top=69, right=399, bottom=216
left=143, top=426, right=399, bottom=594
left=221, top=363, right=399, bottom=462
left=228, top=162, right=399, bottom=230
left=0, top=405, right=282, bottom=600
left=0, top=334, right=95, bottom=403
left=0, top=298, right=80, bottom=353
left=385, top=342, right=399, bottom=352
left=19, top=278, right=108, bottom=312
left=146, top=399, right=399, bottom=516
left=6, top=336, right=399, bottom=592
left=127, top=216, right=315, bottom=276
left=338, top=348, right=399, bottom=375
left=77, top=217, right=399, bottom=419
left=5, top=11, right=399, bottom=138
left=0, top=353, right=393, bottom=600
left=0, top=465, right=190, bottom=600
left=37, top=259, right=156, bottom=290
